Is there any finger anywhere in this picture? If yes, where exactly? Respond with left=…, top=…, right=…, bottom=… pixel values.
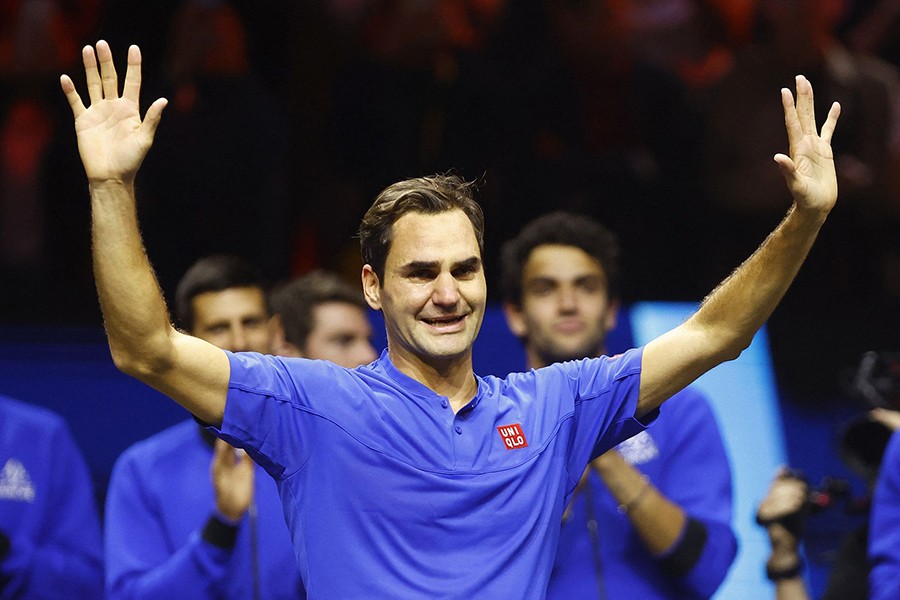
left=59, top=74, right=86, bottom=118
left=780, top=88, right=802, bottom=150
left=773, top=153, right=796, bottom=177
left=96, top=40, right=119, bottom=100
left=212, top=438, right=232, bottom=467
left=795, top=75, right=816, bottom=136
left=141, top=97, right=168, bottom=139
left=122, top=45, right=142, bottom=104
left=236, top=448, right=255, bottom=472
left=83, top=45, right=102, bottom=105
left=820, top=101, right=841, bottom=144
left=774, top=153, right=804, bottom=196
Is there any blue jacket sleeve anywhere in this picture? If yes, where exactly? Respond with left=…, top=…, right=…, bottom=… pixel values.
left=650, top=391, right=738, bottom=598
left=869, top=431, right=900, bottom=600
left=0, top=416, right=104, bottom=599
left=104, top=451, right=235, bottom=599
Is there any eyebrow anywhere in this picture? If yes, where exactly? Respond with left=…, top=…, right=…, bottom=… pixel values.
left=454, top=257, right=482, bottom=271
left=400, top=257, right=482, bottom=272
left=525, top=273, right=605, bottom=286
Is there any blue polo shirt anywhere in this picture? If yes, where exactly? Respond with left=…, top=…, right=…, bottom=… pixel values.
left=212, top=347, right=649, bottom=599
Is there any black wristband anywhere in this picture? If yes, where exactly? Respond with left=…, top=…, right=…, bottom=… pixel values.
left=0, top=531, right=9, bottom=561
left=201, top=515, right=239, bottom=549
left=766, top=560, right=803, bottom=581
left=658, top=517, right=708, bottom=577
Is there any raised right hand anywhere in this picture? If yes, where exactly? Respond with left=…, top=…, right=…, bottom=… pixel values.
left=59, top=41, right=167, bottom=184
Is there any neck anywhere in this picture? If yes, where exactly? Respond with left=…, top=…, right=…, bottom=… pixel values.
left=389, top=347, right=477, bottom=413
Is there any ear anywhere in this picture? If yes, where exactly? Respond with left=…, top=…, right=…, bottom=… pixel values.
left=502, top=301, right=528, bottom=339
left=361, top=265, right=382, bottom=310
left=268, top=314, right=303, bottom=357
left=605, top=299, right=621, bottom=333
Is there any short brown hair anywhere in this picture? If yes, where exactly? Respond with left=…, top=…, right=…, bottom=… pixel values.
left=499, top=211, right=620, bottom=306
left=269, top=270, right=366, bottom=350
left=358, top=174, right=485, bottom=281
left=174, top=255, right=268, bottom=332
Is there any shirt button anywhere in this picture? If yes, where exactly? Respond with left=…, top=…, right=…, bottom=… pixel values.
left=441, top=399, right=449, bottom=409
left=455, top=426, right=462, bottom=435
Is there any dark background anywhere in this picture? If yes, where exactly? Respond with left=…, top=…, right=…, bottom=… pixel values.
left=1, top=0, right=899, bottom=596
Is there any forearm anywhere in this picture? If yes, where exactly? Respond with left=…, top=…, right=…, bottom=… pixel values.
left=593, top=452, right=685, bottom=554
left=640, top=205, right=827, bottom=413
left=90, top=180, right=174, bottom=374
left=692, top=204, right=827, bottom=355
left=90, top=181, right=228, bottom=423
left=765, top=523, right=810, bottom=600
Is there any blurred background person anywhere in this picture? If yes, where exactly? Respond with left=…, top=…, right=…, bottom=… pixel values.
left=268, top=269, right=377, bottom=367
left=103, top=255, right=304, bottom=599
left=869, top=414, right=900, bottom=600
left=0, top=392, right=104, bottom=598
left=757, top=351, right=900, bottom=599
left=500, top=211, right=736, bottom=599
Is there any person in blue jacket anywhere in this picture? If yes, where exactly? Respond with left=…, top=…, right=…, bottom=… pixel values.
left=869, top=427, right=900, bottom=600
left=501, top=212, right=737, bottom=599
left=104, top=255, right=305, bottom=599
left=0, top=393, right=104, bottom=598
left=63, top=40, right=840, bottom=598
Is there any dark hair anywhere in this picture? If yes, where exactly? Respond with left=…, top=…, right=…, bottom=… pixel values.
left=268, top=270, right=366, bottom=349
left=358, top=174, right=485, bottom=281
left=174, top=255, right=269, bottom=332
left=499, top=211, right=620, bottom=305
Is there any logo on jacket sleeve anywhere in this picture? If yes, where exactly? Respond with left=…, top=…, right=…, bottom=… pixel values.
left=497, top=423, right=528, bottom=450
left=0, top=459, right=35, bottom=502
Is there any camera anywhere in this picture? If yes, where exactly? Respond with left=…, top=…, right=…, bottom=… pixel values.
left=839, top=351, right=900, bottom=484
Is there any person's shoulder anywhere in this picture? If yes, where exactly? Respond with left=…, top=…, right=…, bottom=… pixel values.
left=0, top=394, right=67, bottom=433
left=884, top=429, right=900, bottom=464
left=116, top=419, right=202, bottom=467
left=660, top=385, right=717, bottom=418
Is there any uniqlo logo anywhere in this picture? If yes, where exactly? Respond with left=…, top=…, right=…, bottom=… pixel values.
left=497, top=423, right=528, bottom=450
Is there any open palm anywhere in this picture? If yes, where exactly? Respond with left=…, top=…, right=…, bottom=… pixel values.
left=774, top=75, right=841, bottom=215
left=60, top=41, right=166, bottom=183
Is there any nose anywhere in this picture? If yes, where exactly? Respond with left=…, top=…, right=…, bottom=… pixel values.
left=557, top=286, right=577, bottom=313
left=229, top=326, right=250, bottom=352
left=431, top=272, right=460, bottom=307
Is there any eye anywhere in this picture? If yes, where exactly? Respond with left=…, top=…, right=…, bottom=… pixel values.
left=336, top=335, right=355, bottom=347
left=526, top=280, right=555, bottom=296
left=408, top=269, right=435, bottom=281
left=576, top=277, right=605, bottom=294
left=452, top=265, right=477, bottom=279
left=243, top=317, right=266, bottom=329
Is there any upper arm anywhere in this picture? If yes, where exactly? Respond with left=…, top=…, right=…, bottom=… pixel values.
left=134, top=329, right=230, bottom=426
left=638, top=319, right=730, bottom=417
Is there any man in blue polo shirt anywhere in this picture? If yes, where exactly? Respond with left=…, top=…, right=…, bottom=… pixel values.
left=104, top=255, right=305, bottom=599
left=62, top=40, right=841, bottom=598
left=501, top=212, right=737, bottom=599
left=0, top=394, right=104, bottom=598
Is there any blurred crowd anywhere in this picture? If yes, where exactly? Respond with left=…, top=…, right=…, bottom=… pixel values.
left=1, top=0, right=899, bottom=398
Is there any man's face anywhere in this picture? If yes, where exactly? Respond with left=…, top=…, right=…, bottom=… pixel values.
left=363, top=210, right=486, bottom=371
left=504, top=244, right=618, bottom=368
left=190, top=286, right=272, bottom=353
left=304, top=301, right=378, bottom=368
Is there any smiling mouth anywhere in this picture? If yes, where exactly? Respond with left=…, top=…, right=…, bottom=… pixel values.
left=423, top=315, right=466, bottom=327
left=555, top=321, right=584, bottom=333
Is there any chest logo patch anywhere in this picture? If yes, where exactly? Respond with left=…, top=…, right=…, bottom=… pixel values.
left=497, top=423, right=528, bottom=450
